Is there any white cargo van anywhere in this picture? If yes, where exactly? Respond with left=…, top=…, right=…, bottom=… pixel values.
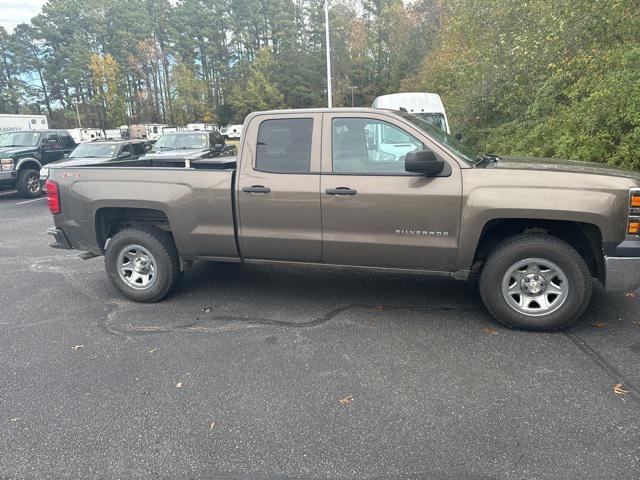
left=371, top=93, right=450, bottom=133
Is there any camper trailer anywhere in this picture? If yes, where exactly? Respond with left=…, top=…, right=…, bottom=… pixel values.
left=68, top=128, right=104, bottom=143
left=220, top=124, right=243, bottom=140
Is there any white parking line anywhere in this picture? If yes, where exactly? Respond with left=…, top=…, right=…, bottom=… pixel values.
left=0, top=189, right=18, bottom=197
left=14, top=197, right=46, bottom=205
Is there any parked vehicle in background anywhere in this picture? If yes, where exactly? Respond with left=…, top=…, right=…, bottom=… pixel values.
left=187, top=123, right=219, bottom=132
left=44, top=108, right=640, bottom=331
left=104, top=129, right=126, bottom=140
left=372, top=93, right=450, bottom=133
left=0, top=114, right=49, bottom=133
left=39, top=140, right=148, bottom=183
left=142, top=130, right=236, bottom=163
left=68, top=127, right=105, bottom=143
left=129, top=124, right=169, bottom=141
left=0, top=129, right=76, bottom=197
left=220, top=124, right=243, bottom=140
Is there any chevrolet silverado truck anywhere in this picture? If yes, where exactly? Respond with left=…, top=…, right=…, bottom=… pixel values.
left=44, top=108, right=640, bottom=331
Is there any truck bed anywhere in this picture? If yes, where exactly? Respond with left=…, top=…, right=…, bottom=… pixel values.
left=49, top=164, right=239, bottom=260
left=73, top=156, right=237, bottom=170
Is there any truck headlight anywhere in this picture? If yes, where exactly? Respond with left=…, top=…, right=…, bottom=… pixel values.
left=0, top=158, right=14, bottom=171
left=40, top=167, right=49, bottom=179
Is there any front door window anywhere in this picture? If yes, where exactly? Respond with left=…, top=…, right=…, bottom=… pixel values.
left=332, top=118, right=423, bottom=174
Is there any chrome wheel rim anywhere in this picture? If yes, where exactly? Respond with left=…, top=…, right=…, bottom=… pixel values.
left=117, top=244, right=157, bottom=290
left=26, top=174, right=40, bottom=193
left=501, top=258, right=568, bottom=316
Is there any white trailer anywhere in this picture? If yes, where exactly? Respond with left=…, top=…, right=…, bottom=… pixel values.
left=187, top=123, right=219, bottom=132
left=0, top=114, right=48, bottom=133
left=220, top=124, right=243, bottom=140
left=146, top=124, right=169, bottom=141
left=68, top=128, right=104, bottom=143
left=104, top=129, right=124, bottom=140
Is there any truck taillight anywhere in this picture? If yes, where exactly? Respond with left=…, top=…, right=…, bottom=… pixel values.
left=45, top=180, right=61, bottom=215
left=629, top=219, right=640, bottom=236
left=631, top=191, right=640, bottom=208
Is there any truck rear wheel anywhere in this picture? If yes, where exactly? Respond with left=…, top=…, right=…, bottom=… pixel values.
left=105, top=226, right=182, bottom=302
left=479, top=234, right=592, bottom=331
left=16, top=168, right=42, bottom=198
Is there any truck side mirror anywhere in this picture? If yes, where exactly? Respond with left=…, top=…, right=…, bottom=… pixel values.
left=118, top=151, right=132, bottom=159
left=63, top=153, right=69, bottom=159
left=405, top=149, right=445, bottom=176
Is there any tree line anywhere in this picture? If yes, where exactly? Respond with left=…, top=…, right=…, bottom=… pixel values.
left=0, top=0, right=638, bottom=169
left=0, top=0, right=438, bottom=125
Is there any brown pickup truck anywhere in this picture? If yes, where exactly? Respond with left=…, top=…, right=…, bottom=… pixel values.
left=45, top=108, right=640, bottom=331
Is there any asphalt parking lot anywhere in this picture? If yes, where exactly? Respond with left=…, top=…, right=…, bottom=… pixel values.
left=1, top=186, right=639, bottom=479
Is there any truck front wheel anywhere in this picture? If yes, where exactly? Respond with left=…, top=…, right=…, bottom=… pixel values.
left=105, top=226, right=182, bottom=302
left=479, top=234, right=592, bottom=331
left=16, top=168, right=42, bottom=197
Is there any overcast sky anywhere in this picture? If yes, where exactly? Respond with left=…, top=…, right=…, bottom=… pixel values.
left=0, top=0, right=47, bottom=32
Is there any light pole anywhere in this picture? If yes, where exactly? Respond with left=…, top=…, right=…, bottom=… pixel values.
left=348, top=86, right=358, bottom=107
left=73, top=101, right=82, bottom=129
left=324, top=0, right=332, bottom=108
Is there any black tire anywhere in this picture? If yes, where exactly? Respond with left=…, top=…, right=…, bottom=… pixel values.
left=479, top=233, right=592, bottom=331
left=16, top=168, right=42, bottom=198
left=105, top=225, right=182, bottom=302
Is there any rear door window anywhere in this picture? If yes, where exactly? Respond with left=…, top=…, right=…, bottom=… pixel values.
left=43, top=132, right=59, bottom=146
left=60, top=134, right=75, bottom=148
left=256, top=118, right=313, bottom=173
left=131, top=142, right=145, bottom=156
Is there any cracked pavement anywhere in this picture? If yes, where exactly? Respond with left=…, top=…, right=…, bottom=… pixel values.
left=0, top=187, right=639, bottom=479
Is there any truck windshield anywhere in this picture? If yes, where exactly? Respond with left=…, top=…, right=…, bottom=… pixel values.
left=154, top=133, right=208, bottom=150
left=398, top=112, right=481, bottom=165
left=0, top=131, right=42, bottom=147
left=69, top=143, right=119, bottom=158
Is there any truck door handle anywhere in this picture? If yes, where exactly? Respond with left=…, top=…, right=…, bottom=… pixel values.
left=242, top=185, right=271, bottom=194
left=325, top=187, right=357, bottom=196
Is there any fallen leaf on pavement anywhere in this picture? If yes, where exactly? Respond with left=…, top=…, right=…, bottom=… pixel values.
left=10, top=417, right=20, bottom=422
left=625, top=292, right=636, bottom=298
left=176, top=382, right=183, bottom=388
left=71, top=345, right=84, bottom=351
left=202, top=307, right=212, bottom=313
left=614, top=383, right=630, bottom=396
left=149, top=348, right=157, bottom=353
left=591, top=322, right=607, bottom=328
left=209, top=421, right=216, bottom=431
left=339, top=395, right=354, bottom=406
left=481, top=327, right=498, bottom=335
left=632, top=321, right=640, bottom=326
left=373, top=306, right=385, bottom=311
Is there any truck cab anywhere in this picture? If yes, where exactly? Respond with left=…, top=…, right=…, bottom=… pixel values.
left=0, top=129, right=76, bottom=197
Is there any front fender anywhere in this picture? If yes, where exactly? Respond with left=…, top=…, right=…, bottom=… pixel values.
left=15, top=157, right=42, bottom=171
left=455, top=176, right=632, bottom=270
